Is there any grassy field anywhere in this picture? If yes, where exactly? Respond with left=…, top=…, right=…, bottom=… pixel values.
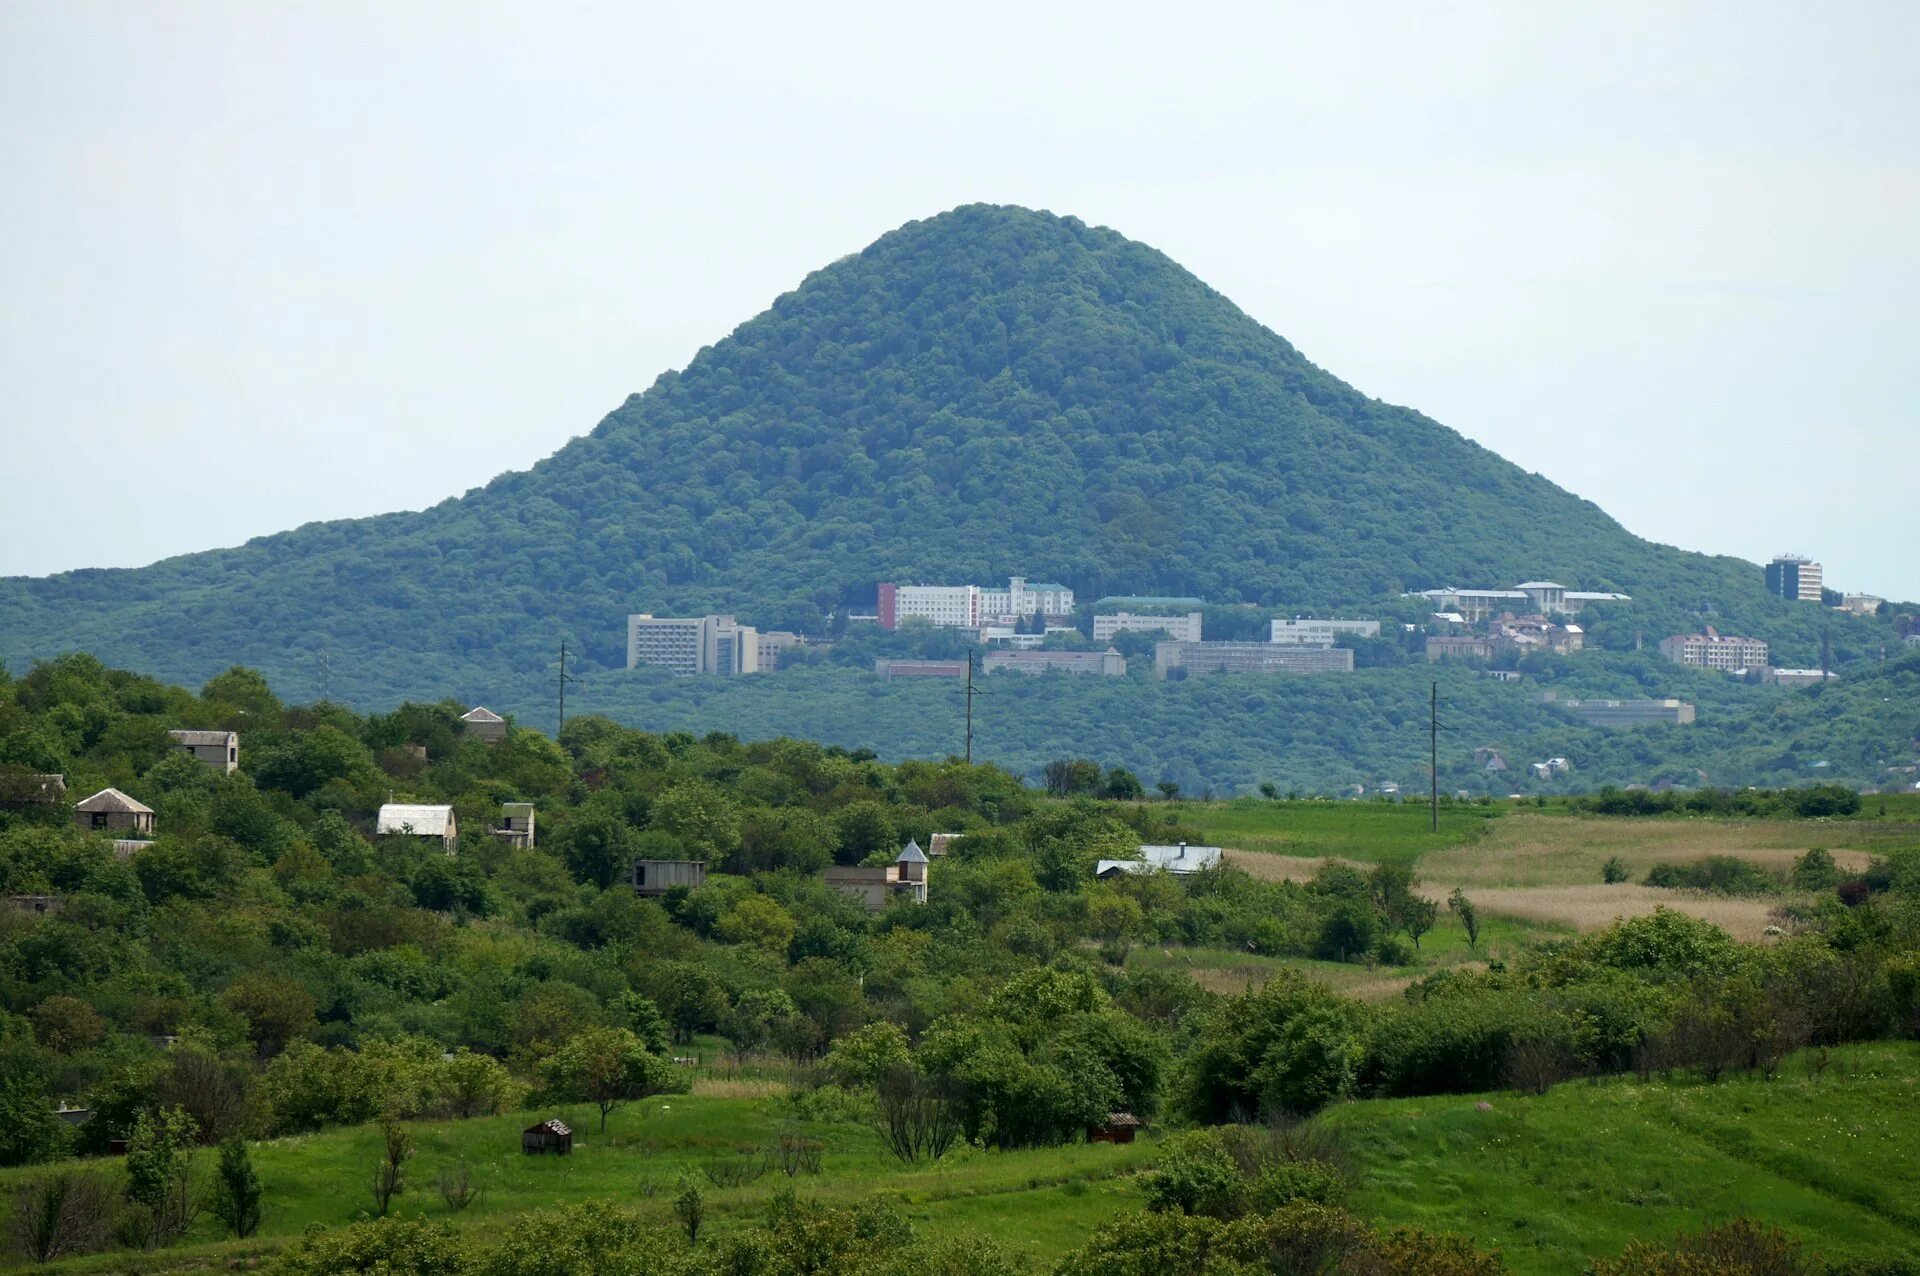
left=1331, top=1041, right=1920, bottom=1273
left=1171, top=797, right=1497, bottom=867
left=12, top=1044, right=1918, bottom=1273
left=0, top=1092, right=1156, bottom=1273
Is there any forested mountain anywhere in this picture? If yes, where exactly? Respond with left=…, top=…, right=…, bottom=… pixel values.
left=1, top=205, right=1910, bottom=792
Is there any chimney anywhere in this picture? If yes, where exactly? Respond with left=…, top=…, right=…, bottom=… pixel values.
left=1177, top=840, right=1187, bottom=861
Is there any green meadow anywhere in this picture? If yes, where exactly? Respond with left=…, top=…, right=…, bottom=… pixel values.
left=10, top=1043, right=1919, bottom=1273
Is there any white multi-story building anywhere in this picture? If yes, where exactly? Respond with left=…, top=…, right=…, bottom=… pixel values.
left=977, top=577, right=1075, bottom=622
left=1094, top=611, right=1203, bottom=643
left=1414, top=583, right=1632, bottom=622
left=1659, top=632, right=1770, bottom=672
left=1269, top=617, right=1380, bottom=647
left=880, top=583, right=980, bottom=629
left=878, top=576, right=1073, bottom=629
left=627, top=614, right=761, bottom=675
left=1766, top=554, right=1824, bottom=603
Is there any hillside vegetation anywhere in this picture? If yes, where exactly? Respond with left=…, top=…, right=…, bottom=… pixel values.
left=1, top=205, right=1908, bottom=712
left=2, top=658, right=1920, bottom=1270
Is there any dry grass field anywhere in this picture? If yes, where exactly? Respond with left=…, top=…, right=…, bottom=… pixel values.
left=1413, top=882, right=1793, bottom=942
left=1222, top=849, right=1347, bottom=881
left=1414, top=812, right=1873, bottom=889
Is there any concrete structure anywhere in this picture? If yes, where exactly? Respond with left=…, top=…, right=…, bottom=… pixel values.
left=981, top=649, right=1126, bottom=677
left=879, top=576, right=1074, bottom=629
left=1528, top=757, right=1572, bottom=780
left=978, top=577, right=1074, bottom=623
left=459, top=707, right=507, bottom=744
left=1094, top=595, right=1206, bottom=609
left=927, top=833, right=962, bottom=858
left=1095, top=841, right=1224, bottom=878
left=0, top=772, right=65, bottom=808
left=1841, top=594, right=1884, bottom=616
left=1766, top=554, right=1823, bottom=603
left=377, top=803, right=458, bottom=852
left=980, top=627, right=1047, bottom=648
left=1269, top=618, right=1380, bottom=647
left=1155, top=642, right=1353, bottom=678
left=875, top=659, right=969, bottom=678
left=756, top=630, right=805, bottom=670
left=73, top=788, right=154, bottom=836
left=166, top=730, right=238, bottom=774
left=823, top=841, right=930, bottom=911
left=492, top=802, right=535, bottom=848
left=626, top=614, right=762, bottom=675
left=1659, top=632, right=1770, bottom=672
left=1415, top=584, right=1631, bottom=622
left=6, top=895, right=62, bottom=916
left=1765, top=668, right=1836, bottom=688
left=1559, top=699, right=1696, bottom=727
left=1491, top=618, right=1584, bottom=657
left=632, top=859, right=707, bottom=895
left=1094, top=611, right=1203, bottom=643
left=1426, top=635, right=1493, bottom=662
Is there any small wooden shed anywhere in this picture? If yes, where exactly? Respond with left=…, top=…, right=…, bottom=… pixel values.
left=522, top=1118, right=573, bottom=1155
left=1089, top=1112, right=1143, bottom=1145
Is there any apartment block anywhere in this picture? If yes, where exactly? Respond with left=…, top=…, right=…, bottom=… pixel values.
left=1765, top=554, right=1823, bottom=603
left=1559, top=699, right=1696, bottom=727
left=877, top=576, right=1073, bottom=629
left=1426, top=635, right=1493, bottom=662
left=1093, top=611, right=1203, bottom=643
left=1155, top=642, right=1354, bottom=678
left=1269, top=617, right=1380, bottom=647
left=756, top=630, right=805, bottom=671
left=1659, top=632, right=1770, bottom=672
left=981, top=649, right=1126, bottom=677
left=626, top=613, right=760, bottom=675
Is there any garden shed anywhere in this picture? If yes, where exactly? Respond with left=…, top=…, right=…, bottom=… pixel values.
left=522, top=1118, right=573, bottom=1155
left=1089, top=1112, right=1142, bottom=1144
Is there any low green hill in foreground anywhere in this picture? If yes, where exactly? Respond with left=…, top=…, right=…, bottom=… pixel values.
left=8, top=1043, right=1916, bottom=1274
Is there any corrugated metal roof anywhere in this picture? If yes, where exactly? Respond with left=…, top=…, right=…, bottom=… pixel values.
left=461, top=707, right=504, bottom=724
left=377, top=803, right=454, bottom=836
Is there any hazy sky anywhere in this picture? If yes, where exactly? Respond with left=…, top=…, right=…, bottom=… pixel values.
left=3, top=2, right=1915, bottom=599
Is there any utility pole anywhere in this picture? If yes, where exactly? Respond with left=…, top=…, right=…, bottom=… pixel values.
left=964, top=651, right=977, bottom=765
left=556, top=641, right=579, bottom=737
left=1430, top=680, right=1439, bottom=833
left=318, top=643, right=332, bottom=703
left=1821, top=621, right=1832, bottom=683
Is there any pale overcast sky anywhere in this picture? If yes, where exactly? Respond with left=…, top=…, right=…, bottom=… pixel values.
left=3, top=2, right=1915, bottom=599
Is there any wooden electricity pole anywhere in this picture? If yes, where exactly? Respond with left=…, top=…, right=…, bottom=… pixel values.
left=964, top=651, right=978, bottom=764
left=557, top=641, right=579, bottom=737
left=1430, top=680, right=1439, bottom=833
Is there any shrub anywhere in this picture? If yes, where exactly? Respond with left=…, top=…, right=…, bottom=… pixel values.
left=1790, top=848, right=1842, bottom=892
left=1249, top=1159, right=1346, bottom=1210
left=1584, top=1216, right=1817, bottom=1275
left=1602, top=857, right=1630, bottom=884
left=1143, top=1130, right=1244, bottom=1219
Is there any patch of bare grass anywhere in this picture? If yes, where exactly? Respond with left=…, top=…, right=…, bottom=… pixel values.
left=1224, top=850, right=1358, bottom=882
left=1416, top=882, right=1794, bottom=941
left=691, top=1077, right=790, bottom=1099
left=1417, top=813, right=1870, bottom=890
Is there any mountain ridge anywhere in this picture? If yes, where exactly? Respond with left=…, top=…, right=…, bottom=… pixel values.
left=0, top=204, right=1889, bottom=712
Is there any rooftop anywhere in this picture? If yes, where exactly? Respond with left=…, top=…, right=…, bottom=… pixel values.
left=377, top=803, right=455, bottom=836
left=166, top=729, right=236, bottom=746
left=75, top=787, right=153, bottom=815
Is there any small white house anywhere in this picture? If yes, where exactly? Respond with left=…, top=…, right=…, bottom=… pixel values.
left=1095, top=841, right=1223, bottom=879
left=377, top=803, right=458, bottom=853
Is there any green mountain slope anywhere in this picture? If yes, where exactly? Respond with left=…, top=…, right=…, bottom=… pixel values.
left=1, top=204, right=1910, bottom=792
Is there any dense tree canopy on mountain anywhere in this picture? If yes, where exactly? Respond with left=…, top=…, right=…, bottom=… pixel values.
left=2, top=205, right=1911, bottom=791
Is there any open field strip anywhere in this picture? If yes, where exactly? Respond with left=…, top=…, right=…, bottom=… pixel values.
left=1417, top=812, right=1875, bottom=889
left=1412, top=881, right=1794, bottom=942
left=1330, top=1042, right=1920, bottom=1275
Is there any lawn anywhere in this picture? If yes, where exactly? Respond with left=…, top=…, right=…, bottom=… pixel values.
left=1329, top=1041, right=1920, bottom=1273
